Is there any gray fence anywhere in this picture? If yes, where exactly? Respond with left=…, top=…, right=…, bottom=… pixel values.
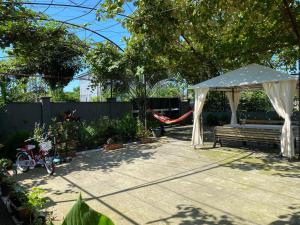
left=0, top=98, right=191, bottom=135
left=0, top=97, right=132, bottom=135
left=0, top=97, right=298, bottom=135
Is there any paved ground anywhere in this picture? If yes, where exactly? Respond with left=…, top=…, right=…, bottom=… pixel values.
left=14, top=126, right=300, bottom=225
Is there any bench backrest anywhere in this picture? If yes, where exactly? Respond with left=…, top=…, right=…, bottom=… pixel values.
left=243, top=119, right=283, bottom=125
left=214, top=126, right=281, bottom=141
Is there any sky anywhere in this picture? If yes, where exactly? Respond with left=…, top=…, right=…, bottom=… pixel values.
left=1, top=0, right=133, bottom=92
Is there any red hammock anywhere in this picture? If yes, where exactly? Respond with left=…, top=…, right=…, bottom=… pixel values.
left=151, top=110, right=193, bottom=125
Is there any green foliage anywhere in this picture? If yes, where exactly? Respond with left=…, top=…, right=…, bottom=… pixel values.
left=47, top=86, right=80, bottom=102
left=33, top=123, right=46, bottom=143
left=64, top=87, right=80, bottom=102
left=0, top=75, right=36, bottom=104
left=0, top=2, right=39, bottom=49
left=204, top=92, right=228, bottom=112
left=150, top=76, right=187, bottom=98
left=7, top=26, right=86, bottom=89
left=205, top=113, right=230, bottom=126
left=1, top=3, right=87, bottom=90
left=205, top=114, right=220, bottom=126
left=62, top=194, right=114, bottom=225
left=0, top=158, right=13, bottom=171
left=49, top=115, right=140, bottom=150
left=204, top=91, right=273, bottom=112
left=114, top=114, right=137, bottom=141
left=1, top=130, right=31, bottom=160
left=78, top=122, right=99, bottom=149
left=50, top=88, right=67, bottom=102
left=26, top=187, right=47, bottom=210
left=98, top=0, right=299, bottom=83
left=49, top=119, right=81, bottom=152
left=86, top=39, right=170, bottom=125
left=0, top=172, right=50, bottom=223
left=239, top=90, right=273, bottom=112
left=136, top=119, right=151, bottom=138
left=86, top=42, right=127, bottom=96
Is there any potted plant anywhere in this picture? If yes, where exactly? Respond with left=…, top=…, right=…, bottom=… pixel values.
left=16, top=187, right=47, bottom=224
left=136, top=121, right=154, bottom=144
left=15, top=202, right=34, bottom=224
left=138, top=131, right=154, bottom=144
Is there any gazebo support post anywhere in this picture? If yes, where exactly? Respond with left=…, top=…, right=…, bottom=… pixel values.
left=232, top=88, right=235, bottom=124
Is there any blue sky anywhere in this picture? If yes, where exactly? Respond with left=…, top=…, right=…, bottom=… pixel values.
left=1, top=0, right=133, bottom=92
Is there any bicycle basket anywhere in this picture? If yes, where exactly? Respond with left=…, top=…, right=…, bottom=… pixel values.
left=39, top=141, right=52, bottom=154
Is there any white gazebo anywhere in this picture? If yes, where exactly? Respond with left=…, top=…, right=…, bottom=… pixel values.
left=191, top=63, right=298, bottom=158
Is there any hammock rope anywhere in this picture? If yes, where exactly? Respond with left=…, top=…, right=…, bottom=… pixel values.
left=151, top=109, right=193, bottom=125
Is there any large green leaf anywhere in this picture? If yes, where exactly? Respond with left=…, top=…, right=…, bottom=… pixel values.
left=61, top=195, right=115, bottom=225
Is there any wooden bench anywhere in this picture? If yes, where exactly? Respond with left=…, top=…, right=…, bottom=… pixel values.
left=213, top=126, right=299, bottom=152
left=213, top=126, right=282, bottom=148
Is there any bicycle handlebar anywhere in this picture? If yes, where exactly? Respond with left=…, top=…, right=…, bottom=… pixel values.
left=24, top=138, right=34, bottom=143
left=25, top=132, right=52, bottom=143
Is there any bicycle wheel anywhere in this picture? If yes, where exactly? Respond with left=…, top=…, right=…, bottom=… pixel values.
left=44, top=157, right=54, bottom=175
left=16, top=153, right=30, bottom=172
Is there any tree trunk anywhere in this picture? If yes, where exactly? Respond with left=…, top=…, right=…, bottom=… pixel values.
left=282, top=0, right=300, bottom=47
left=0, top=77, right=8, bottom=104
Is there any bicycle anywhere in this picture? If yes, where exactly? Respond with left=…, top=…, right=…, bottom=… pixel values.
left=15, top=133, right=55, bottom=175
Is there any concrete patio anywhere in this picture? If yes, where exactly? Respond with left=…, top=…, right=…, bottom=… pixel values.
left=15, top=126, right=300, bottom=225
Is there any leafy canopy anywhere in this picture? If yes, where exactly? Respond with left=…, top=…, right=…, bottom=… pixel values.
left=86, top=42, right=127, bottom=96
left=98, top=0, right=300, bottom=83
left=1, top=3, right=87, bottom=89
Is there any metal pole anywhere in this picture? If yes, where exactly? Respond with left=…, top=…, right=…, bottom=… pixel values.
left=144, top=74, right=147, bottom=130
left=232, top=88, right=235, bottom=124
left=292, top=59, right=300, bottom=160
left=109, top=80, right=112, bottom=119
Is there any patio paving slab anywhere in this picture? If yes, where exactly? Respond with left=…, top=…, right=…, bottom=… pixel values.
left=14, top=126, right=300, bottom=225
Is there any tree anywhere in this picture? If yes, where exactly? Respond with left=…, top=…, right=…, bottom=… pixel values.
left=5, top=23, right=87, bottom=89
left=86, top=39, right=170, bottom=125
left=0, top=1, right=39, bottom=49
left=98, top=0, right=300, bottom=83
left=1, top=3, right=87, bottom=90
left=86, top=42, right=127, bottom=98
left=65, top=87, right=80, bottom=102
left=0, top=76, right=27, bottom=104
left=150, top=76, right=187, bottom=98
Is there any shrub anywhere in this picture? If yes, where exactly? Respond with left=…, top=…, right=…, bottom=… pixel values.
left=219, top=114, right=230, bottom=124
left=27, top=187, right=47, bottom=210
left=115, top=114, right=137, bottom=141
left=33, top=123, right=46, bottom=143
left=93, top=117, right=116, bottom=140
left=78, top=122, right=98, bottom=149
left=205, top=113, right=219, bottom=126
left=2, top=130, right=31, bottom=160
left=136, top=120, right=152, bottom=138
left=147, top=119, right=161, bottom=130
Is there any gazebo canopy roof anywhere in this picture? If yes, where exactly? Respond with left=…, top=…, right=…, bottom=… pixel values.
left=191, top=64, right=298, bottom=91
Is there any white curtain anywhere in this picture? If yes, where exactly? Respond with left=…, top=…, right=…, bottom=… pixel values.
left=192, top=88, right=209, bottom=147
left=226, top=90, right=241, bottom=124
left=263, top=80, right=297, bottom=158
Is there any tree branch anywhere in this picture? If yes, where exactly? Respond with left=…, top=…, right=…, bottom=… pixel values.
left=282, top=0, right=300, bottom=47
